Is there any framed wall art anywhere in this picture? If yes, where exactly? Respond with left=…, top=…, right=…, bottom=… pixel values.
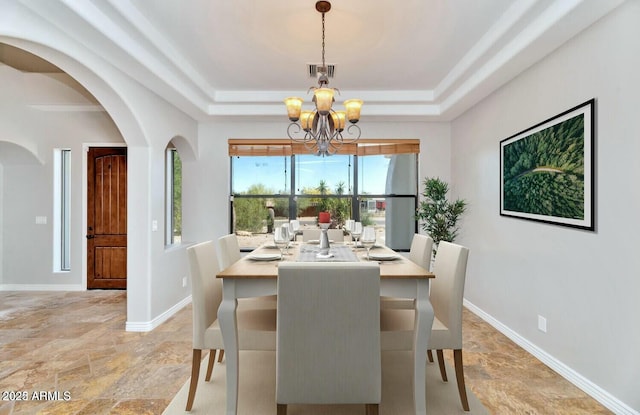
left=500, top=99, right=595, bottom=231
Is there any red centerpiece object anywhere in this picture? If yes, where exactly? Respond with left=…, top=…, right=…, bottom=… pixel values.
left=318, top=211, right=331, bottom=223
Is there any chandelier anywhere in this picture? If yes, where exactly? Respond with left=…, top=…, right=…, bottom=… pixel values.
left=284, top=1, right=363, bottom=157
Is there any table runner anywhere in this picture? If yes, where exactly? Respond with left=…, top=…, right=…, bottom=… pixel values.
left=297, top=244, right=359, bottom=262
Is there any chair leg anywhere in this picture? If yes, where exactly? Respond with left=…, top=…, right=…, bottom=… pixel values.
left=185, top=349, right=202, bottom=411
left=205, top=349, right=216, bottom=381
left=436, top=349, right=448, bottom=382
left=365, top=403, right=379, bottom=415
left=218, top=349, right=225, bottom=362
left=277, top=403, right=287, bottom=415
left=453, top=349, right=470, bottom=411
left=427, top=349, right=434, bottom=363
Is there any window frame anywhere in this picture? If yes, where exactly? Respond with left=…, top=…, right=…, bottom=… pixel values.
left=165, top=146, right=182, bottom=246
left=229, top=139, right=419, bottom=251
left=53, top=148, right=71, bottom=271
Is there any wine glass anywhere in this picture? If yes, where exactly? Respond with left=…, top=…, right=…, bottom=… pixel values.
left=274, top=226, right=289, bottom=259
left=282, top=223, right=296, bottom=255
left=361, top=226, right=376, bottom=260
left=288, top=221, right=297, bottom=246
left=351, top=222, right=362, bottom=248
left=344, top=219, right=354, bottom=232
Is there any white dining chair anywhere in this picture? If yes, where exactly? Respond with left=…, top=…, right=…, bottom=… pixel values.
left=327, top=228, right=345, bottom=243
left=219, top=233, right=280, bottom=307
left=276, top=262, right=381, bottom=415
left=381, top=233, right=434, bottom=310
left=289, top=219, right=301, bottom=237
left=217, top=233, right=241, bottom=271
left=409, top=233, right=434, bottom=270
left=380, top=241, right=470, bottom=411
left=301, top=229, right=321, bottom=242
left=185, top=240, right=277, bottom=411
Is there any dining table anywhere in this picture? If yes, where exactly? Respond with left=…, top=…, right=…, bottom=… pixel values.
left=216, top=239, right=435, bottom=415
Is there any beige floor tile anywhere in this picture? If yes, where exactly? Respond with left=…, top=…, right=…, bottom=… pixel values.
left=0, top=291, right=613, bottom=415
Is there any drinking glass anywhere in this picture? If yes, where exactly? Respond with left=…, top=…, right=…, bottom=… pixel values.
left=280, top=223, right=294, bottom=254
left=351, top=222, right=363, bottom=248
left=288, top=221, right=297, bottom=246
left=274, top=226, right=289, bottom=259
left=361, top=226, right=376, bottom=260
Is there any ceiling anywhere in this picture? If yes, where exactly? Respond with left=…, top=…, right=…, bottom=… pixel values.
left=4, top=0, right=624, bottom=121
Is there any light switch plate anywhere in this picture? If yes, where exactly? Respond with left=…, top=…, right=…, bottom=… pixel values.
left=538, top=315, right=547, bottom=333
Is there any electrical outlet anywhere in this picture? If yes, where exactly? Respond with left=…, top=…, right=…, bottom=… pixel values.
left=538, top=315, right=547, bottom=333
left=182, top=277, right=187, bottom=288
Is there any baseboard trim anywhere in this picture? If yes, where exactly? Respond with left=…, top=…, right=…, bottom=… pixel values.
left=125, top=295, right=192, bottom=332
left=0, top=284, right=84, bottom=291
left=463, top=299, right=638, bottom=415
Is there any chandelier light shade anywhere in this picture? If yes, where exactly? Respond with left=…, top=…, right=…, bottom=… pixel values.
left=285, top=1, right=362, bottom=156
left=344, top=99, right=363, bottom=123
left=284, top=97, right=303, bottom=121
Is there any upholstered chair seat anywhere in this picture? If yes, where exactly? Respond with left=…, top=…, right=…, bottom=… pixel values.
left=380, top=241, right=470, bottom=411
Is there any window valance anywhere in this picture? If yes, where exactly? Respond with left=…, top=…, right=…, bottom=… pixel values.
left=228, top=139, right=419, bottom=157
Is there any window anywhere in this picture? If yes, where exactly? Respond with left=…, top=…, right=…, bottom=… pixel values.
left=231, top=155, right=291, bottom=248
left=165, top=146, right=182, bottom=245
left=53, top=149, right=71, bottom=271
left=229, top=139, right=418, bottom=250
left=358, top=153, right=418, bottom=250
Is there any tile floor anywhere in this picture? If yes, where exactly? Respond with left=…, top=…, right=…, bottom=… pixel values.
left=0, top=290, right=612, bottom=414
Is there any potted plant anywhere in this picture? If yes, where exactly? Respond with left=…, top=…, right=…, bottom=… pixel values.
left=416, top=177, right=467, bottom=254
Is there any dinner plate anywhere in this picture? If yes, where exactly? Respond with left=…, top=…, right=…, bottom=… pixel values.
left=307, top=239, right=334, bottom=244
left=353, top=243, right=382, bottom=248
left=368, top=253, right=400, bottom=261
left=247, top=253, right=281, bottom=261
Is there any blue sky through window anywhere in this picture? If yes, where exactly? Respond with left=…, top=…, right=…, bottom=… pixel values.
left=232, top=155, right=390, bottom=195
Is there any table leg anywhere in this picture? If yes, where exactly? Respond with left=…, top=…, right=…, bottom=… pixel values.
left=219, top=280, right=239, bottom=415
left=413, top=280, right=434, bottom=415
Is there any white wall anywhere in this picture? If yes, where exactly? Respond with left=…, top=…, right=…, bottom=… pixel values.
left=451, top=2, right=640, bottom=412
left=0, top=67, right=124, bottom=289
left=0, top=28, right=199, bottom=329
left=0, top=163, right=3, bottom=282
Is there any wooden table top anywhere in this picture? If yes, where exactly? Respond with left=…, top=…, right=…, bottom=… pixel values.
left=216, top=242, right=435, bottom=280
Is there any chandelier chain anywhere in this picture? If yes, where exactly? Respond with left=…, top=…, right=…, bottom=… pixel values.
left=321, top=12, right=325, bottom=68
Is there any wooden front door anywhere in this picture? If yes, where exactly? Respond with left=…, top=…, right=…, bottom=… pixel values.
left=87, top=147, right=127, bottom=289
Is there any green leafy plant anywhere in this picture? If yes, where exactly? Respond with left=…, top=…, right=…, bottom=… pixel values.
left=234, top=184, right=274, bottom=233
left=416, top=177, right=467, bottom=253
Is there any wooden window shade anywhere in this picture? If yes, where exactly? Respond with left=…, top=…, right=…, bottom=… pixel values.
left=228, top=139, right=419, bottom=156
left=290, top=142, right=358, bottom=155
left=228, top=139, right=292, bottom=157
left=356, top=141, right=420, bottom=156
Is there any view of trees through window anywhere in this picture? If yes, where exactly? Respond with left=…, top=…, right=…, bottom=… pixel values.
left=231, top=152, right=417, bottom=250
left=166, top=147, right=182, bottom=245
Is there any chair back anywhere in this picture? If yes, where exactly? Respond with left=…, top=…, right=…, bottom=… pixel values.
left=218, top=234, right=241, bottom=270
left=276, top=262, right=381, bottom=405
left=186, top=241, right=223, bottom=350
left=431, top=241, right=469, bottom=348
left=302, top=229, right=321, bottom=241
left=409, top=233, right=434, bottom=270
left=327, top=228, right=344, bottom=243
left=302, top=228, right=343, bottom=242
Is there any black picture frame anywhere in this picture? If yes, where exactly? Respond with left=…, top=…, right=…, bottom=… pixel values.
left=500, top=99, right=595, bottom=231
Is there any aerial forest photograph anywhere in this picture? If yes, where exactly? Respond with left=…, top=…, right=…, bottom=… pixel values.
left=500, top=99, right=594, bottom=230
